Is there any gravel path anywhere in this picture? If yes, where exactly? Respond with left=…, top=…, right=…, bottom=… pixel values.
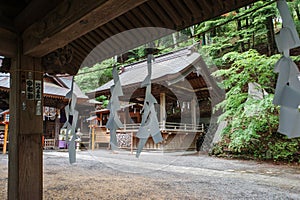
left=0, top=149, right=300, bottom=199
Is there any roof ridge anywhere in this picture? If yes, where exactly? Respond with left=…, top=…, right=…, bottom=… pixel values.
left=123, top=46, right=192, bottom=72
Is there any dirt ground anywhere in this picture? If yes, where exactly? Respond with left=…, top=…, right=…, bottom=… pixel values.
left=1, top=149, right=300, bottom=199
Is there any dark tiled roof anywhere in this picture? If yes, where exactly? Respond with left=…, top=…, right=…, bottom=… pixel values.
left=0, top=73, right=68, bottom=98
left=88, top=47, right=200, bottom=96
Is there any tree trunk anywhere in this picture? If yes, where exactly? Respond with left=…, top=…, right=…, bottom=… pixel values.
left=190, top=26, right=195, bottom=44
left=292, top=1, right=300, bottom=20
left=266, top=16, right=276, bottom=55
left=236, top=9, right=245, bottom=52
left=172, top=33, right=178, bottom=48
left=248, top=4, right=255, bottom=49
left=202, top=33, right=206, bottom=45
left=245, top=6, right=251, bottom=49
left=211, top=27, right=216, bottom=38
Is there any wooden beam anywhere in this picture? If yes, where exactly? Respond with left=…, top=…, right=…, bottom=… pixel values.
left=0, top=16, right=15, bottom=32
left=23, top=0, right=148, bottom=57
left=0, top=28, right=17, bottom=57
left=14, top=0, right=61, bottom=32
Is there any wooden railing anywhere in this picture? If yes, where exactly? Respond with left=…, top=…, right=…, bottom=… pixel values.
left=118, top=122, right=204, bottom=133
left=160, top=122, right=204, bottom=132
left=44, top=138, right=55, bottom=149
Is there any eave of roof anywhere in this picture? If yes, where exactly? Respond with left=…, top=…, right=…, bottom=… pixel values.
left=43, top=82, right=69, bottom=97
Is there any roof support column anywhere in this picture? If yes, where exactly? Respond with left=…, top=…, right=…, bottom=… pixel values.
left=191, top=97, right=197, bottom=129
left=8, top=38, right=43, bottom=200
left=160, top=92, right=166, bottom=129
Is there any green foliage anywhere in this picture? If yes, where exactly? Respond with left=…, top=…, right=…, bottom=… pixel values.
left=204, top=1, right=300, bottom=162
left=74, top=59, right=114, bottom=93
left=214, top=50, right=279, bottom=91
left=96, top=95, right=109, bottom=108
left=265, top=137, right=300, bottom=162
left=196, top=1, right=278, bottom=61
left=212, top=50, right=300, bottom=162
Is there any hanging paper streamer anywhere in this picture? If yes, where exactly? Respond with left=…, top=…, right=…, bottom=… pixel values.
left=275, top=0, right=300, bottom=56
left=106, top=66, right=123, bottom=150
left=273, top=0, right=300, bottom=138
left=136, top=48, right=163, bottom=157
left=62, top=77, right=78, bottom=164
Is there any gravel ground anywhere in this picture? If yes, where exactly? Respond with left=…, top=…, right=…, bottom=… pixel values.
left=0, top=149, right=300, bottom=199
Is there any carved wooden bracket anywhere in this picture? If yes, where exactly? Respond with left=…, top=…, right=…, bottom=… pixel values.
left=42, top=45, right=79, bottom=75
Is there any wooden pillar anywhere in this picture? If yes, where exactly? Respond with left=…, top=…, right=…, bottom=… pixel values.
left=8, top=41, right=43, bottom=200
left=131, top=132, right=133, bottom=154
left=54, top=114, right=60, bottom=147
left=80, top=116, right=83, bottom=131
left=160, top=93, right=166, bottom=129
left=88, top=124, right=92, bottom=149
left=2, top=123, right=8, bottom=154
left=191, top=97, right=197, bottom=129
left=99, top=113, right=103, bottom=126
left=123, top=111, right=127, bottom=125
left=92, top=126, right=95, bottom=150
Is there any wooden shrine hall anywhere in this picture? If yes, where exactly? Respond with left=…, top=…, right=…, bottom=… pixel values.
left=0, top=0, right=259, bottom=199
left=87, top=46, right=223, bottom=152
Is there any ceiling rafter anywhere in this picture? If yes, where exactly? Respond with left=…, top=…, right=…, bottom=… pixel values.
left=156, top=0, right=182, bottom=28
left=146, top=1, right=173, bottom=28
left=106, top=22, right=132, bottom=49
left=139, top=3, right=165, bottom=28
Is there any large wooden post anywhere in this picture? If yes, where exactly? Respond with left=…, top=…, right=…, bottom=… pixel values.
left=8, top=40, right=43, bottom=200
